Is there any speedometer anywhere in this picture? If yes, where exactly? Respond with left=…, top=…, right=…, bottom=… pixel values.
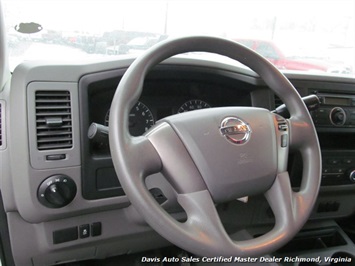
left=105, top=101, right=154, bottom=136
left=178, top=99, right=211, bottom=113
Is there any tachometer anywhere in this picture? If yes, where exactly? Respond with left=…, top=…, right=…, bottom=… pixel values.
left=178, top=99, right=211, bottom=113
left=105, top=101, right=154, bottom=136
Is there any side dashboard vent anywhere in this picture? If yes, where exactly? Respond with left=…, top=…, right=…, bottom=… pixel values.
left=0, top=101, right=3, bottom=148
left=274, top=94, right=283, bottom=109
left=35, top=91, right=73, bottom=150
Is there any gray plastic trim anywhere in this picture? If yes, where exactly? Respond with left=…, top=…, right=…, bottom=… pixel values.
left=27, top=82, right=81, bottom=169
left=8, top=206, right=172, bottom=266
left=9, top=75, right=131, bottom=223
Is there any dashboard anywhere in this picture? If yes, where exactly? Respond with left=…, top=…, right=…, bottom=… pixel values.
left=2, top=56, right=355, bottom=265
left=80, top=64, right=355, bottom=201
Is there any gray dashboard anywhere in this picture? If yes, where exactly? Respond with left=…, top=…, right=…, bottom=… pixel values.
left=1, top=56, right=355, bottom=265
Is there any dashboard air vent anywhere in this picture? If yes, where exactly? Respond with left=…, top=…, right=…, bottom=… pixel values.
left=0, top=102, right=3, bottom=147
left=274, top=94, right=283, bottom=109
left=35, top=91, right=73, bottom=150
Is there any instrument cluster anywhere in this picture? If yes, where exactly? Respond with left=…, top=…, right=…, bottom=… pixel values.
left=105, top=99, right=212, bottom=136
left=89, top=77, right=252, bottom=139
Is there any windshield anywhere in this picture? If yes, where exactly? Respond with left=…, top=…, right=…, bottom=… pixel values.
left=4, top=0, right=355, bottom=76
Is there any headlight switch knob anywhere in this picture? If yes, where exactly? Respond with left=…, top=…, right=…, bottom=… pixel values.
left=37, top=175, right=77, bottom=208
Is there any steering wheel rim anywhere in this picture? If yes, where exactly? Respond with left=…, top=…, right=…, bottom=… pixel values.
left=109, top=36, right=321, bottom=257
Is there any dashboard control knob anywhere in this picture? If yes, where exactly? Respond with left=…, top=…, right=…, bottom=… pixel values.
left=330, top=107, right=346, bottom=126
left=349, top=170, right=355, bottom=183
left=38, top=175, right=77, bottom=208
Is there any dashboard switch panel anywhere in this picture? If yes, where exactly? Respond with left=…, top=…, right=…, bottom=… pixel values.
left=321, top=153, right=355, bottom=186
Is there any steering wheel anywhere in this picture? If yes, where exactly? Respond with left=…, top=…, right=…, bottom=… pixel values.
left=109, top=36, right=321, bottom=257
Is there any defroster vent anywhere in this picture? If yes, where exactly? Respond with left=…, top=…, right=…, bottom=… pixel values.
left=35, top=91, right=73, bottom=150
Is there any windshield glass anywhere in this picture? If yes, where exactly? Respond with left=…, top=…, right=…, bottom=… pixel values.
left=4, top=0, right=355, bottom=76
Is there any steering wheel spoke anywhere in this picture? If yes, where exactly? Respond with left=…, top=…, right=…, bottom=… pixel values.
left=177, top=190, right=234, bottom=255
left=146, top=122, right=207, bottom=194
left=126, top=135, right=163, bottom=178
left=265, top=172, right=296, bottom=230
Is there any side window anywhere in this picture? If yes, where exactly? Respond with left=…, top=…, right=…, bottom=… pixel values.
left=256, top=42, right=279, bottom=60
